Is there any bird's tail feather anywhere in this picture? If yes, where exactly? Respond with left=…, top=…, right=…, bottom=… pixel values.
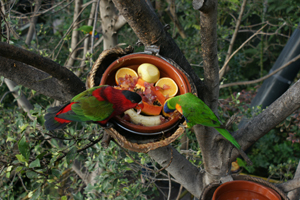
left=215, top=127, right=241, bottom=150
left=44, top=106, right=68, bottom=131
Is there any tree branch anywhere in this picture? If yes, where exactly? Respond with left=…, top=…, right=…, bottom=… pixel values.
left=219, top=0, right=247, bottom=79
left=112, top=0, right=204, bottom=96
left=277, top=176, right=300, bottom=193
left=230, top=78, right=300, bottom=160
left=0, top=42, right=85, bottom=99
left=287, top=160, right=300, bottom=199
left=148, top=146, right=203, bottom=198
left=220, top=53, right=300, bottom=89
left=0, top=56, right=77, bottom=101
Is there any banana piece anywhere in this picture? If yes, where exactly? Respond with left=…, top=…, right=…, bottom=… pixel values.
left=125, top=109, right=162, bottom=126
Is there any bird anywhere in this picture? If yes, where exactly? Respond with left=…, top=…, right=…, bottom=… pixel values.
left=163, top=93, right=241, bottom=150
left=76, top=25, right=100, bottom=39
left=44, top=85, right=143, bottom=130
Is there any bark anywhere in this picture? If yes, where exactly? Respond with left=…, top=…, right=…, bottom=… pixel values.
left=0, top=42, right=85, bottom=99
left=25, top=0, right=41, bottom=46
left=287, top=161, right=300, bottom=199
left=65, top=0, right=82, bottom=67
left=100, top=0, right=119, bottom=50
left=0, top=56, right=76, bottom=101
left=112, top=0, right=204, bottom=97
left=148, top=146, right=203, bottom=197
left=192, top=0, right=229, bottom=186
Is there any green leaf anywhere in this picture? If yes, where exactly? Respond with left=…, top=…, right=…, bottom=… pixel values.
left=61, top=196, right=67, bottom=200
left=26, top=171, right=38, bottom=179
left=66, top=146, right=77, bottom=164
left=6, top=165, right=13, bottom=172
left=16, top=154, right=27, bottom=163
left=18, top=124, right=29, bottom=133
left=18, top=136, right=30, bottom=160
left=29, top=159, right=41, bottom=168
left=6, top=172, right=10, bottom=178
left=31, top=187, right=41, bottom=200
left=6, top=136, right=16, bottom=142
left=16, top=166, right=23, bottom=172
left=36, top=151, right=47, bottom=159
left=37, top=116, right=45, bottom=125
left=124, top=157, right=134, bottom=163
left=51, top=169, right=61, bottom=177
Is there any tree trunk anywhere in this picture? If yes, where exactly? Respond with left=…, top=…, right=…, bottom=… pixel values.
left=25, top=0, right=41, bottom=46
left=65, top=0, right=82, bottom=67
left=100, top=0, right=118, bottom=50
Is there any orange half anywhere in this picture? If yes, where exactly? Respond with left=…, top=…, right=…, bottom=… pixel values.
left=115, top=67, right=138, bottom=85
left=155, top=77, right=178, bottom=97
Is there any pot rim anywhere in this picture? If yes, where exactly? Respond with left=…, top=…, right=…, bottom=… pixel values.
left=212, top=180, right=281, bottom=200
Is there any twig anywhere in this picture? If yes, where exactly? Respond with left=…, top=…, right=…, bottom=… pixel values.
left=176, top=185, right=183, bottom=200
left=0, top=90, right=15, bottom=104
left=220, top=54, right=300, bottom=88
left=51, top=2, right=94, bottom=60
left=18, top=173, right=28, bottom=192
left=167, top=172, right=172, bottom=200
left=219, top=23, right=268, bottom=79
left=89, top=0, right=100, bottom=68
left=219, top=0, right=247, bottom=79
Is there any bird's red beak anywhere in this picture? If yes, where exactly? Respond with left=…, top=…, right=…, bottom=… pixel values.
left=135, top=101, right=144, bottom=114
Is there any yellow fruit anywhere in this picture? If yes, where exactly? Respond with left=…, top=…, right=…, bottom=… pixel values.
left=137, top=63, right=160, bottom=83
left=155, top=77, right=178, bottom=97
left=115, top=67, right=138, bottom=85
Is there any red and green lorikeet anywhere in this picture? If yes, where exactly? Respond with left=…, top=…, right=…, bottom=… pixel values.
left=45, top=85, right=143, bottom=130
left=163, top=93, right=241, bottom=150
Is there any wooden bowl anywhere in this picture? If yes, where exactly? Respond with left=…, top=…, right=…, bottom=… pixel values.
left=100, top=53, right=192, bottom=135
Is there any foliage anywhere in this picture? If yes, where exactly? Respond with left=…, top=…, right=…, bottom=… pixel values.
left=219, top=88, right=300, bottom=180
left=1, top=0, right=300, bottom=198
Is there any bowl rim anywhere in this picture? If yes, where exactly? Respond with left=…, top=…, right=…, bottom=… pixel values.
left=212, top=180, right=281, bottom=200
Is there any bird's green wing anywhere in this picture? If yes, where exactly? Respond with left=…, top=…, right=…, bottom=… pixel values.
left=71, top=86, right=103, bottom=102
left=174, top=93, right=221, bottom=128
left=72, top=96, right=113, bottom=122
left=59, top=85, right=113, bottom=122
left=75, top=25, right=93, bottom=34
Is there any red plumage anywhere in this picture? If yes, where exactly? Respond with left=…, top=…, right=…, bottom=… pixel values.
left=44, top=85, right=143, bottom=131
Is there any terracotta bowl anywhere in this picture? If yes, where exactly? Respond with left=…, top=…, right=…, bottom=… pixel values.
left=212, top=180, right=281, bottom=200
left=100, top=53, right=192, bottom=135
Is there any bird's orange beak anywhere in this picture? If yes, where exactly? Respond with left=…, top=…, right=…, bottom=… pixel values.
left=175, top=103, right=183, bottom=114
left=135, top=101, right=144, bottom=114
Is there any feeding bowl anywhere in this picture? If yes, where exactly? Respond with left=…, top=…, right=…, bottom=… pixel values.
left=100, top=53, right=193, bottom=135
left=212, top=180, right=281, bottom=200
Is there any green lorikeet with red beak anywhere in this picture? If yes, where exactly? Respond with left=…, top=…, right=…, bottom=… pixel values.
left=45, top=85, right=143, bottom=130
left=163, top=93, right=241, bottom=150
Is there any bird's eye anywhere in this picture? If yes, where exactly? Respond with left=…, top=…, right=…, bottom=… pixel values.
left=131, top=100, right=136, bottom=103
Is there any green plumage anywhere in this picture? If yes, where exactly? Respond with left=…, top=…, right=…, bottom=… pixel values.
left=165, top=93, right=241, bottom=149
left=59, top=86, right=113, bottom=122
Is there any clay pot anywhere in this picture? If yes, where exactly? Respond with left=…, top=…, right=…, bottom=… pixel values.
left=212, top=180, right=281, bottom=200
left=100, top=53, right=192, bottom=135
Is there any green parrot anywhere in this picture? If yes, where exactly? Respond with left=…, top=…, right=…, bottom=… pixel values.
left=76, top=25, right=100, bottom=39
left=163, top=93, right=241, bottom=150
